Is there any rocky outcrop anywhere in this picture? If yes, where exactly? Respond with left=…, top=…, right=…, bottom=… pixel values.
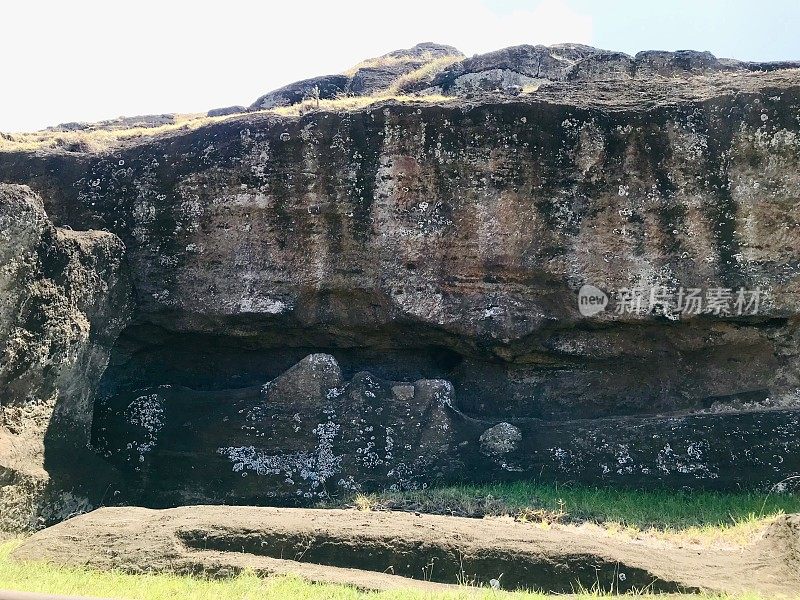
left=633, top=49, right=733, bottom=76
left=0, top=184, right=132, bottom=531
left=566, top=51, right=636, bottom=81
left=246, top=43, right=800, bottom=108
left=432, top=45, right=800, bottom=95
left=250, top=75, right=351, bottom=111
left=249, top=43, right=612, bottom=101
left=250, top=43, right=464, bottom=111
left=1, top=44, right=800, bottom=517
left=207, top=106, right=246, bottom=118
left=345, top=42, right=463, bottom=96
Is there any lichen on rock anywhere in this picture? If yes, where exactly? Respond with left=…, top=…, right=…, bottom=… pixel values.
left=0, top=184, right=133, bottom=531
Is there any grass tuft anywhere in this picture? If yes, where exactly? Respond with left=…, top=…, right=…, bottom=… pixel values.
left=384, top=55, right=462, bottom=95
left=339, top=481, right=800, bottom=544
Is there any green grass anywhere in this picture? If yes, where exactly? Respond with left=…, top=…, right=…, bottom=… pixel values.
left=0, top=538, right=777, bottom=600
left=346, top=481, right=800, bottom=542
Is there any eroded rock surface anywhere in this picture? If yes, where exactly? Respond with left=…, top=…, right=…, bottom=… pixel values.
left=92, top=353, right=800, bottom=502
left=0, top=184, right=132, bottom=531
left=93, top=354, right=463, bottom=503
left=1, top=43, right=800, bottom=517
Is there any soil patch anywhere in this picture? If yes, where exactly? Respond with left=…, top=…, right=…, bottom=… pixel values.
left=12, top=506, right=800, bottom=596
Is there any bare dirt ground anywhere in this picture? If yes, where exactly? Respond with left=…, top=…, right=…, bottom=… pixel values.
left=11, top=506, right=800, bottom=596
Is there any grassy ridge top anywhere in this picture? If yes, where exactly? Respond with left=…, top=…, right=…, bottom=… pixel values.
left=0, top=95, right=453, bottom=154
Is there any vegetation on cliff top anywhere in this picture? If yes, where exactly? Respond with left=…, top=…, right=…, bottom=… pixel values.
left=0, top=94, right=452, bottom=153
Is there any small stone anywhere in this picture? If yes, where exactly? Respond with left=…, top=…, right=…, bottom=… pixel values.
left=391, top=385, right=415, bottom=401
left=479, top=423, right=522, bottom=456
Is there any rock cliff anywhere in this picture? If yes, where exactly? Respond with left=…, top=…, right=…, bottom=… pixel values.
left=1, top=44, right=800, bottom=519
left=0, top=184, right=132, bottom=530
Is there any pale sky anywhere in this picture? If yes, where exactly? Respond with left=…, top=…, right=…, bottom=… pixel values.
left=2, top=0, right=799, bottom=132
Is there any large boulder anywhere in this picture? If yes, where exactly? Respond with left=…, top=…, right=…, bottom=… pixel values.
left=250, top=74, right=350, bottom=110
left=567, top=51, right=636, bottom=80
left=633, top=50, right=735, bottom=76
left=346, top=42, right=463, bottom=96
left=433, top=44, right=582, bottom=93
left=206, top=105, right=246, bottom=117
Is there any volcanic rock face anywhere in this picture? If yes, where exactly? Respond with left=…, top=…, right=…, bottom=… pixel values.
left=1, top=44, right=800, bottom=518
left=0, top=184, right=132, bottom=530
left=93, top=353, right=465, bottom=504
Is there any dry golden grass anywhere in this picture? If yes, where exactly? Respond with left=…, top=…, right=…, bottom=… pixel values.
left=0, top=94, right=453, bottom=154
left=342, top=50, right=458, bottom=78
left=384, top=55, right=461, bottom=95
left=269, top=93, right=452, bottom=117
left=0, top=112, right=242, bottom=153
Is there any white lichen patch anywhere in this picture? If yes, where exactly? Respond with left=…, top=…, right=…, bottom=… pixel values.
left=656, top=441, right=717, bottom=478
left=217, top=419, right=342, bottom=497
left=125, top=393, right=165, bottom=463
left=238, top=296, right=289, bottom=314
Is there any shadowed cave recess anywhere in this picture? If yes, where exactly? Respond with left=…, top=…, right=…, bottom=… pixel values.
left=85, top=308, right=800, bottom=507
